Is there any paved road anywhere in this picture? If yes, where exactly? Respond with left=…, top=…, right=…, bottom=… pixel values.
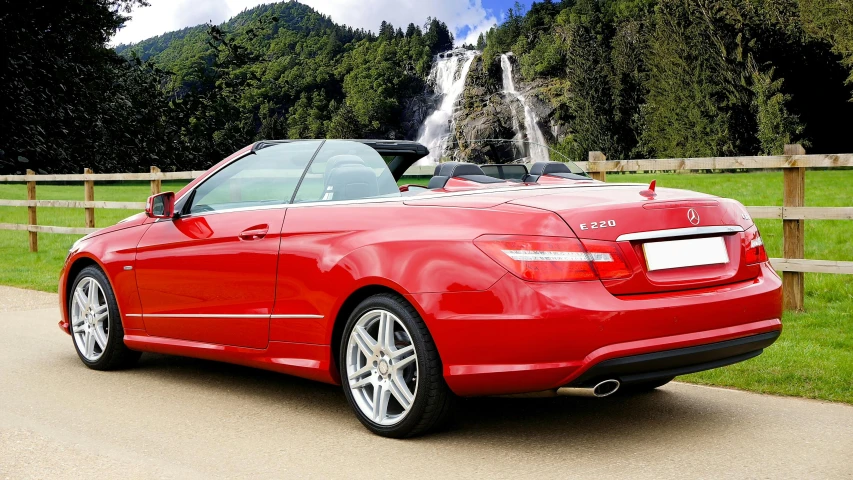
left=1, top=285, right=851, bottom=479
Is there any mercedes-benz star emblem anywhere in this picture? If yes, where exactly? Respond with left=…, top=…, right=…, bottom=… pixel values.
left=687, top=208, right=700, bottom=225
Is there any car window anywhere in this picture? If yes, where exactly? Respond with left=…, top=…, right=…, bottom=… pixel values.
left=189, top=141, right=322, bottom=214
left=292, top=140, right=400, bottom=203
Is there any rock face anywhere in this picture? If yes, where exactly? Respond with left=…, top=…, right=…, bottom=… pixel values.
left=407, top=51, right=568, bottom=164
left=516, top=78, right=561, bottom=143
left=449, top=54, right=519, bottom=164
left=445, top=53, right=563, bottom=164
left=401, top=93, right=433, bottom=141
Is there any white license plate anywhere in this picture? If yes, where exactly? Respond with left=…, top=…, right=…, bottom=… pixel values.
left=643, top=237, right=729, bottom=271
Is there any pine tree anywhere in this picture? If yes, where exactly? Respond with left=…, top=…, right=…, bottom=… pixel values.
left=610, top=19, right=649, bottom=158
left=641, top=0, right=737, bottom=157
left=405, top=23, right=418, bottom=38
left=750, top=64, right=804, bottom=154
left=423, top=18, right=454, bottom=54
left=561, top=0, right=619, bottom=160
left=565, top=22, right=618, bottom=160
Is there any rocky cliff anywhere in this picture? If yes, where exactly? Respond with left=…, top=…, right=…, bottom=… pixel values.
left=448, top=53, right=562, bottom=164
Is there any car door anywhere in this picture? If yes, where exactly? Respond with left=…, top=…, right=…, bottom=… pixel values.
left=270, top=140, right=405, bottom=344
left=134, top=140, right=323, bottom=349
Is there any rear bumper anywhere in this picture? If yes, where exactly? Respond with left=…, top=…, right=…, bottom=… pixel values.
left=566, top=330, right=780, bottom=387
left=410, top=262, right=783, bottom=396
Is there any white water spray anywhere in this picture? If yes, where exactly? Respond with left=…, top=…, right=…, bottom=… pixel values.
left=500, top=53, right=550, bottom=163
left=415, top=49, right=477, bottom=164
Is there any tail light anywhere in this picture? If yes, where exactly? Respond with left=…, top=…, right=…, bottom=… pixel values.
left=743, top=227, right=768, bottom=264
left=474, top=235, right=632, bottom=282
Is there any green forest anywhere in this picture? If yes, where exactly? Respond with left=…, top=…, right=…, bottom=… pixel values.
left=1, top=0, right=851, bottom=173
left=481, top=0, right=853, bottom=161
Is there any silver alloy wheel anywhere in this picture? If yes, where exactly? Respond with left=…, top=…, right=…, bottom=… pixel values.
left=346, top=309, right=418, bottom=426
left=71, top=277, right=110, bottom=362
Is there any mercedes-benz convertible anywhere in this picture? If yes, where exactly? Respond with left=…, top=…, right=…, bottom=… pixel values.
left=59, top=139, right=782, bottom=437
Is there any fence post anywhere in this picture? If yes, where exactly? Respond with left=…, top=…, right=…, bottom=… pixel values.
left=588, top=151, right=606, bottom=182
left=783, top=143, right=806, bottom=311
left=150, top=166, right=161, bottom=196
left=84, top=168, right=95, bottom=229
left=26, top=169, right=37, bottom=252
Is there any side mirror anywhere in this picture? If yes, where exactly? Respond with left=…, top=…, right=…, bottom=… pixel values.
left=146, top=192, right=176, bottom=219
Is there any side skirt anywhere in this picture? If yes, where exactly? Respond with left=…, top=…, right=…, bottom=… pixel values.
left=123, top=334, right=338, bottom=385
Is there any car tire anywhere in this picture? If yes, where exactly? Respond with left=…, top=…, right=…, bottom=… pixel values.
left=340, top=292, right=455, bottom=438
left=618, top=376, right=675, bottom=394
left=69, top=265, right=141, bottom=370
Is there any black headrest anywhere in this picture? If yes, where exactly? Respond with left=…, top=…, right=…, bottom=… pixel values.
left=323, top=163, right=378, bottom=201
left=327, top=155, right=365, bottom=171
left=530, top=162, right=572, bottom=176
left=427, top=176, right=450, bottom=189
left=434, top=162, right=487, bottom=178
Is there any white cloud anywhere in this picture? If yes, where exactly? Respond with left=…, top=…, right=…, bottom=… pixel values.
left=112, top=0, right=499, bottom=47
left=112, top=0, right=268, bottom=46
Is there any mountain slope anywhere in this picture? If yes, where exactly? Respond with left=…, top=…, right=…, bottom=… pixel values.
left=101, top=2, right=457, bottom=171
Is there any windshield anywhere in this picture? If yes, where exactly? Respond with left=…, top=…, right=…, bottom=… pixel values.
left=189, top=140, right=322, bottom=214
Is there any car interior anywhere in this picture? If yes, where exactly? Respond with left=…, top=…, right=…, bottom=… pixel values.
left=527, top=161, right=590, bottom=181
left=291, top=141, right=402, bottom=203
left=322, top=155, right=381, bottom=201
left=426, top=162, right=506, bottom=189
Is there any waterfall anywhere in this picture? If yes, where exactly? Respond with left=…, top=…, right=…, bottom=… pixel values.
left=500, top=54, right=550, bottom=163
left=415, top=49, right=477, bottom=164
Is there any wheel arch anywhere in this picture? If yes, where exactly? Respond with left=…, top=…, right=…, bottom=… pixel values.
left=329, top=283, right=419, bottom=380
left=61, top=255, right=108, bottom=331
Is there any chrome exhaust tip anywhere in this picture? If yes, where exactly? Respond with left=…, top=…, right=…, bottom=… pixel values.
left=591, top=379, right=620, bottom=397
left=557, top=379, right=621, bottom=398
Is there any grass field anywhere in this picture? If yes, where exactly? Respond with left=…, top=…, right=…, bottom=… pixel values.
left=1, top=170, right=851, bottom=403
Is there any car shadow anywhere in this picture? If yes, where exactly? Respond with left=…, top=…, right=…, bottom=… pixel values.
left=129, top=353, right=736, bottom=449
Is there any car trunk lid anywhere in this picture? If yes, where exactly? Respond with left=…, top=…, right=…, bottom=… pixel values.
left=508, top=185, right=761, bottom=295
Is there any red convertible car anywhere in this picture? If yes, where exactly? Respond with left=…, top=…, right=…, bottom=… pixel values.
left=59, top=139, right=782, bottom=437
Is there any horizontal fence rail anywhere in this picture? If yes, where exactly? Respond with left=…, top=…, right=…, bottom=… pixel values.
left=0, top=200, right=147, bottom=209
left=0, top=223, right=99, bottom=235
left=0, top=172, right=204, bottom=182
left=1, top=145, right=850, bottom=311
left=745, top=206, right=853, bottom=220
left=769, top=259, right=853, bottom=275
left=578, top=153, right=853, bottom=173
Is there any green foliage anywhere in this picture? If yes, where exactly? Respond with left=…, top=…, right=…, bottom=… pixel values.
left=422, top=18, right=455, bottom=54
left=798, top=0, right=853, bottom=94
left=5, top=0, right=853, bottom=173
left=0, top=0, right=160, bottom=173
left=610, top=19, right=649, bottom=158
left=480, top=0, right=853, bottom=160
left=751, top=67, right=804, bottom=154
left=641, top=0, right=741, bottom=157
left=562, top=0, right=620, bottom=159
left=1, top=1, right=447, bottom=173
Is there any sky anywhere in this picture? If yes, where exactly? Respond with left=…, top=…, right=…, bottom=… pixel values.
left=111, top=0, right=530, bottom=47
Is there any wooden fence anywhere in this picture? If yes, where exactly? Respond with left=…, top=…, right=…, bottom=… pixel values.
left=1, top=144, right=850, bottom=310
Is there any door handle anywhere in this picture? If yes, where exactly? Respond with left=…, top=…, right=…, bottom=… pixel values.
left=239, top=225, right=269, bottom=241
